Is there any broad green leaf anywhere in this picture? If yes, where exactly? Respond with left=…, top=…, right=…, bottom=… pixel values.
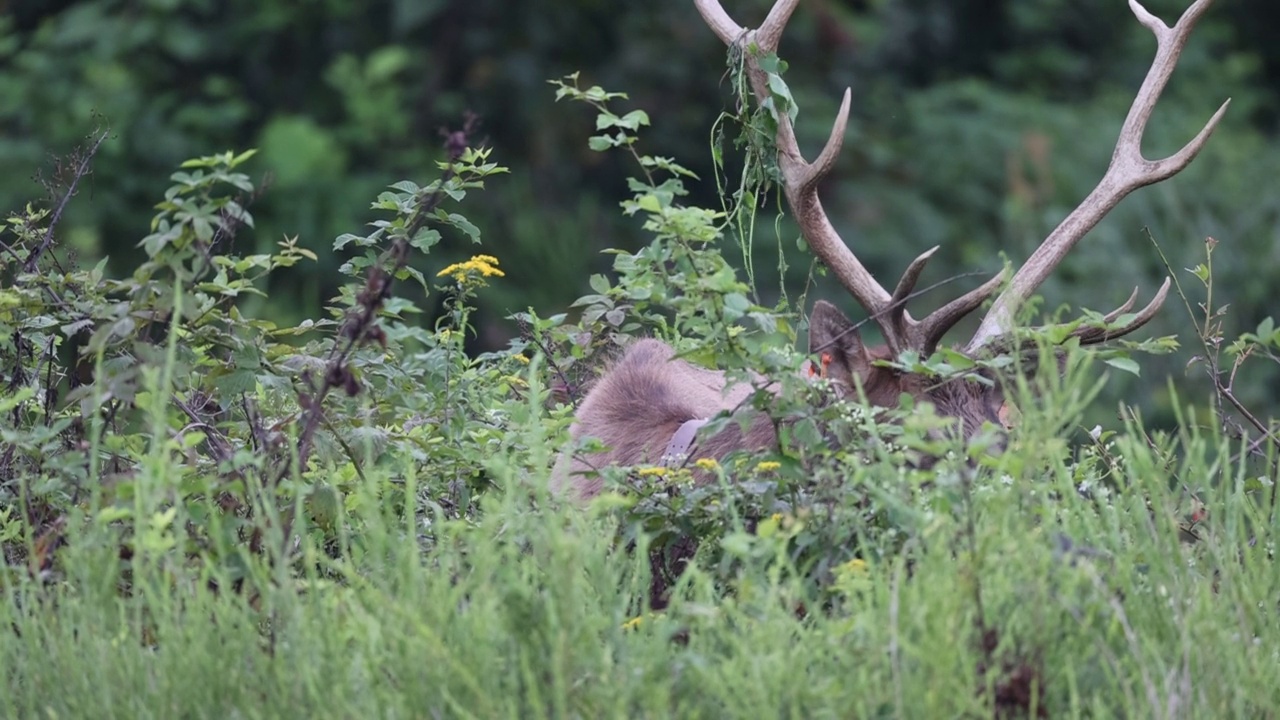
left=1104, top=356, right=1141, bottom=376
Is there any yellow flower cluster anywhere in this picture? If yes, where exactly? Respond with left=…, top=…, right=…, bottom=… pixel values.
left=832, top=557, right=872, bottom=597
left=694, top=458, right=720, bottom=471
left=838, top=558, right=869, bottom=576
left=436, top=254, right=504, bottom=285
left=754, top=461, right=781, bottom=472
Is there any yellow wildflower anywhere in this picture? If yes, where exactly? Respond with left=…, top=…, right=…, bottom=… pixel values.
left=759, top=511, right=793, bottom=539
left=621, top=612, right=663, bottom=631
left=838, top=558, right=869, bottom=576
left=755, top=460, right=781, bottom=472
left=436, top=254, right=505, bottom=285
left=636, top=467, right=666, bottom=477
left=694, top=458, right=720, bottom=471
left=511, top=354, right=531, bottom=364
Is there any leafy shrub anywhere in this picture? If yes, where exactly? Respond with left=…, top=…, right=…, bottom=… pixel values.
left=0, top=120, right=526, bottom=591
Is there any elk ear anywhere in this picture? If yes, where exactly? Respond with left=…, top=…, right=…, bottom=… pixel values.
left=807, top=300, right=874, bottom=386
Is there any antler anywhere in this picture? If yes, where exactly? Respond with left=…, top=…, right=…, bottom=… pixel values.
left=964, top=0, right=1229, bottom=353
left=694, top=0, right=1005, bottom=357
left=989, top=277, right=1172, bottom=357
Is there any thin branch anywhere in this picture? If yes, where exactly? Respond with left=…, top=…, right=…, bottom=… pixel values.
left=23, top=128, right=110, bottom=273
left=275, top=115, right=478, bottom=549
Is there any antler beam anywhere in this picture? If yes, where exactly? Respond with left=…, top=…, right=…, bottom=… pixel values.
left=965, top=0, right=1229, bottom=352
left=694, top=0, right=1004, bottom=356
left=696, top=0, right=1222, bottom=359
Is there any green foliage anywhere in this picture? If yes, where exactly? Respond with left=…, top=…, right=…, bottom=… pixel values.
left=2, top=386, right=1279, bottom=717
left=1, top=4, right=1280, bottom=715
left=0, top=126, right=533, bottom=590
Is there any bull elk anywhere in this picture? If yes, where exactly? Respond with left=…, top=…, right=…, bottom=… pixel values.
left=557, top=0, right=1228, bottom=499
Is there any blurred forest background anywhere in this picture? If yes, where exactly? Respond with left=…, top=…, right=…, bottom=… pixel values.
left=3, top=0, right=1280, bottom=428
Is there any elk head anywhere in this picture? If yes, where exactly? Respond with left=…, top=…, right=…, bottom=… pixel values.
left=697, top=0, right=1228, bottom=439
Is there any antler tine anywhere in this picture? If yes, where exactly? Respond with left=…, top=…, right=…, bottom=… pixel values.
left=694, top=0, right=744, bottom=45
left=987, top=278, right=1171, bottom=358
left=1122, top=0, right=1230, bottom=185
left=877, top=247, right=940, bottom=352
left=1071, top=277, right=1170, bottom=346
left=849, top=242, right=1005, bottom=355
left=1100, top=285, right=1142, bottom=322
left=694, top=0, right=802, bottom=53
left=965, top=0, right=1228, bottom=353
left=918, top=269, right=1008, bottom=355
left=695, top=0, right=901, bottom=342
left=756, top=0, right=802, bottom=52
left=889, top=247, right=939, bottom=308
left=792, top=89, right=851, bottom=193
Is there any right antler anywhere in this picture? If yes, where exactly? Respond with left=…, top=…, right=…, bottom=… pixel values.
left=965, top=0, right=1229, bottom=353
left=695, top=0, right=1005, bottom=358
left=696, top=0, right=1227, bottom=359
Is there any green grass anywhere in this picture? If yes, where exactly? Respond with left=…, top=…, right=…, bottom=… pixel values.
left=2, top=400, right=1278, bottom=719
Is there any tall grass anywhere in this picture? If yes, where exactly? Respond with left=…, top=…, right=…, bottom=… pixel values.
left=2, top=353, right=1276, bottom=719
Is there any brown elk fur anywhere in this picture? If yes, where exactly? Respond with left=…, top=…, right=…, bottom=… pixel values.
left=555, top=300, right=1009, bottom=500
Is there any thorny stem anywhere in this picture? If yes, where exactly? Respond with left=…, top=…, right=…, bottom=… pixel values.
left=23, top=128, right=110, bottom=274
left=2, top=130, right=109, bottom=483
left=278, top=115, right=477, bottom=548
